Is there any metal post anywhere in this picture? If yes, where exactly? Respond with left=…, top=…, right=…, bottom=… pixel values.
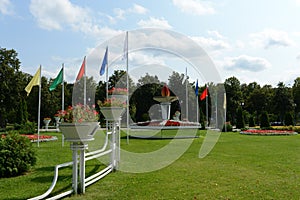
left=71, top=144, right=78, bottom=194
left=79, top=144, right=87, bottom=194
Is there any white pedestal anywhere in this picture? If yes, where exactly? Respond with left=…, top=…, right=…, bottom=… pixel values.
left=160, top=102, right=171, bottom=120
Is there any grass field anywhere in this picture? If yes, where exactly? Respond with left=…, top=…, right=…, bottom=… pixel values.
left=0, top=129, right=300, bottom=199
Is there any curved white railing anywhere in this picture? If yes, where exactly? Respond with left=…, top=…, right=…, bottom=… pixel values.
left=28, top=129, right=113, bottom=200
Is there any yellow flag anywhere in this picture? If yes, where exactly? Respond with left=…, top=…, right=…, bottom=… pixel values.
left=25, top=67, right=41, bottom=96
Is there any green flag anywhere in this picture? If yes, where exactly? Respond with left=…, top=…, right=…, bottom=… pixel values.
left=49, top=68, right=63, bottom=91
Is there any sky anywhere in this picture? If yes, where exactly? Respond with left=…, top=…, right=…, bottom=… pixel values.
left=1, top=0, right=300, bottom=87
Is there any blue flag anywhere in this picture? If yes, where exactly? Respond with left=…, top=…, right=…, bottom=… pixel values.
left=100, top=47, right=108, bottom=76
left=195, top=79, right=199, bottom=96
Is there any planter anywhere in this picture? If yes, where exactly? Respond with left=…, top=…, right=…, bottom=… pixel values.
left=54, top=116, right=60, bottom=128
left=43, top=119, right=51, bottom=130
left=100, top=107, right=125, bottom=121
left=59, top=122, right=99, bottom=142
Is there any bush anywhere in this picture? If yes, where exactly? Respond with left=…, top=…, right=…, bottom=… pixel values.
left=0, top=131, right=36, bottom=177
left=19, top=121, right=36, bottom=134
left=284, top=112, right=293, bottom=126
left=222, top=122, right=233, bottom=132
left=236, top=106, right=245, bottom=129
left=260, top=111, right=270, bottom=128
left=249, top=116, right=255, bottom=127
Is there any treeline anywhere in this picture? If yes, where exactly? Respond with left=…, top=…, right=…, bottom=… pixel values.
left=1, top=47, right=299, bottom=129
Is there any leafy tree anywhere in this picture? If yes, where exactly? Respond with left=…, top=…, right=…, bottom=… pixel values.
left=0, top=47, right=24, bottom=127
left=224, top=76, right=242, bottom=125
left=284, top=112, right=293, bottom=126
left=131, top=73, right=161, bottom=122
left=249, top=115, right=255, bottom=127
left=272, top=82, right=293, bottom=123
left=168, top=71, right=197, bottom=121
left=260, top=111, right=270, bottom=128
left=292, top=77, right=300, bottom=123
left=236, top=106, right=245, bottom=129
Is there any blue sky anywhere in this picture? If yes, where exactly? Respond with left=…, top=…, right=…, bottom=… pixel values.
left=1, top=0, right=300, bottom=86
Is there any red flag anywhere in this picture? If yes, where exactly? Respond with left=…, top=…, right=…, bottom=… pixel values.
left=200, top=87, right=208, bottom=100
left=76, top=56, right=85, bottom=81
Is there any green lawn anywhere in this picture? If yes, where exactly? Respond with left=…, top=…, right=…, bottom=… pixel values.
left=1, top=130, right=300, bottom=199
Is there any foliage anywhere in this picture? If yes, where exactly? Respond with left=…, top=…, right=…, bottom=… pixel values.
left=224, top=76, right=242, bottom=125
left=260, top=111, right=270, bottom=128
left=19, top=121, right=36, bottom=134
left=249, top=115, right=255, bottom=127
left=4, top=46, right=300, bottom=129
left=56, top=104, right=99, bottom=123
left=236, top=106, right=245, bottom=129
left=284, top=112, right=293, bottom=126
left=222, top=122, right=233, bottom=132
left=272, top=82, right=293, bottom=123
left=0, top=131, right=36, bottom=177
left=16, top=98, right=27, bottom=125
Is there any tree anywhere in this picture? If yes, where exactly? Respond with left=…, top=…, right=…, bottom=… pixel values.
left=249, top=115, right=255, bottom=127
left=236, top=106, right=245, bottom=129
left=284, top=112, right=293, bottom=126
left=272, top=82, right=293, bottom=123
left=131, top=73, right=161, bottom=122
left=224, top=76, right=242, bottom=125
left=292, top=77, right=300, bottom=123
left=260, top=111, right=270, bottom=128
left=0, top=47, right=24, bottom=127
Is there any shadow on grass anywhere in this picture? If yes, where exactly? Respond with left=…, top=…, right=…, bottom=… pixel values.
left=30, top=166, right=72, bottom=183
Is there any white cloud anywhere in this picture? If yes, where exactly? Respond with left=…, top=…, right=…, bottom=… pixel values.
left=172, top=0, right=215, bottom=15
left=250, top=29, right=294, bottom=49
left=295, top=0, right=300, bottom=6
left=29, top=0, right=122, bottom=40
left=30, top=0, right=90, bottom=30
left=113, top=8, right=125, bottom=20
left=207, top=30, right=224, bottom=39
left=129, top=4, right=148, bottom=14
left=191, top=36, right=230, bottom=52
left=0, top=0, right=14, bottom=15
left=297, top=53, right=300, bottom=60
left=223, top=55, right=271, bottom=72
left=137, top=17, right=172, bottom=29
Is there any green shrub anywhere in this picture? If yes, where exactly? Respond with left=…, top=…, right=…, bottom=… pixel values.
left=260, top=111, right=270, bottom=129
left=222, top=122, right=233, bottom=132
left=284, top=112, right=293, bottom=126
left=249, top=115, right=255, bottom=127
left=0, top=131, right=36, bottom=178
left=236, top=106, right=245, bottom=129
left=19, top=121, right=36, bottom=134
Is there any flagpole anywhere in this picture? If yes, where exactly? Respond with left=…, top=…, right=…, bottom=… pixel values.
left=62, top=63, right=65, bottom=147
left=62, top=64, right=64, bottom=111
left=196, top=79, right=199, bottom=123
left=84, top=56, right=87, bottom=106
left=37, top=65, right=41, bottom=147
left=185, top=67, right=188, bottom=121
left=206, top=85, right=208, bottom=128
left=224, top=92, right=227, bottom=132
left=196, top=97, right=199, bottom=123
left=215, top=92, right=218, bottom=129
left=125, top=31, right=130, bottom=144
left=105, top=48, right=109, bottom=99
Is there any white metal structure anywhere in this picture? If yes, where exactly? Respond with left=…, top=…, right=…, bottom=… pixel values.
left=28, top=119, right=121, bottom=200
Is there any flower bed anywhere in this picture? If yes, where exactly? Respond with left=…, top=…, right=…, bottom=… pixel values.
left=21, top=134, right=58, bottom=142
left=240, top=129, right=298, bottom=136
left=133, top=120, right=200, bottom=127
